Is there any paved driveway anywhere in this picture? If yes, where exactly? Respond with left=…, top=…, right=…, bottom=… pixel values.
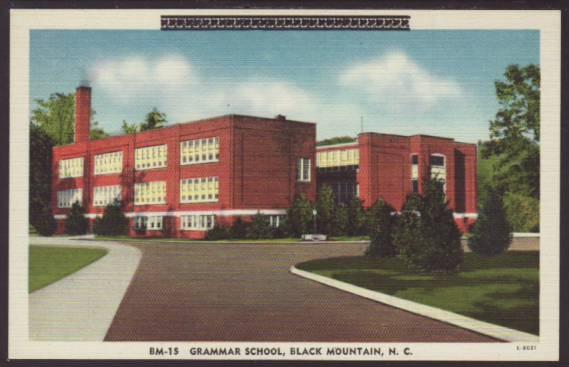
left=105, top=242, right=497, bottom=342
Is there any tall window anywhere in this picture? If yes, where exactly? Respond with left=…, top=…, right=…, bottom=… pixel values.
left=180, top=215, right=215, bottom=230
left=57, top=188, right=83, bottom=208
left=135, top=145, right=167, bottom=170
left=94, top=151, right=123, bottom=175
left=93, top=185, right=121, bottom=207
left=59, top=157, right=84, bottom=178
left=297, top=158, right=311, bottom=182
left=134, top=181, right=167, bottom=205
left=180, top=177, right=219, bottom=203
left=411, top=154, right=419, bottom=193
left=430, top=154, right=446, bottom=192
left=180, top=137, right=220, bottom=165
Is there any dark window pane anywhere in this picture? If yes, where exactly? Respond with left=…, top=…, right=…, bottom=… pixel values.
left=412, top=179, right=419, bottom=193
left=430, top=155, right=444, bottom=166
left=411, top=155, right=419, bottom=164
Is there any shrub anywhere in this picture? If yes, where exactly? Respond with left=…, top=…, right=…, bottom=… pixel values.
left=347, top=198, right=367, bottom=236
left=394, top=180, right=463, bottom=273
left=64, top=201, right=88, bottom=235
left=366, top=199, right=397, bottom=258
left=286, top=194, right=314, bottom=237
left=272, top=216, right=289, bottom=238
left=93, top=201, right=128, bottom=236
left=468, top=189, right=512, bottom=256
left=315, top=185, right=336, bottom=235
left=33, top=206, right=57, bottom=236
left=230, top=217, right=249, bottom=239
left=504, top=192, right=539, bottom=232
left=206, top=225, right=231, bottom=240
left=332, top=204, right=349, bottom=236
left=246, top=213, right=273, bottom=239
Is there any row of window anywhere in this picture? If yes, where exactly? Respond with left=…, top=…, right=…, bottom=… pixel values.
left=180, top=177, right=219, bottom=203
left=134, top=144, right=168, bottom=170
left=93, top=185, right=121, bottom=207
left=57, top=188, right=83, bottom=208
left=134, top=181, right=167, bottom=205
left=180, top=137, right=220, bottom=165
left=94, top=151, right=123, bottom=175
left=134, top=214, right=283, bottom=231
left=316, top=148, right=359, bottom=168
left=59, top=157, right=84, bottom=179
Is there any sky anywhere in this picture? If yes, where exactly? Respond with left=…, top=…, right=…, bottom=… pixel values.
left=30, top=30, right=539, bottom=143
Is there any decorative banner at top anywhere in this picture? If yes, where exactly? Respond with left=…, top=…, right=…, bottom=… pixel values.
left=161, top=16, right=411, bottom=31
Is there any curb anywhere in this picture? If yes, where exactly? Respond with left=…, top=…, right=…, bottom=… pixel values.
left=290, top=266, right=538, bottom=343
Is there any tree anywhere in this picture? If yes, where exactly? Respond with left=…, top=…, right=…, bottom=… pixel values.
left=482, top=64, right=540, bottom=199
left=34, top=207, right=57, bottom=236
left=366, top=199, right=397, bottom=258
left=139, top=107, right=167, bottom=132
left=503, top=192, right=539, bottom=233
left=206, top=224, right=231, bottom=240
left=468, top=189, right=512, bottom=256
left=346, top=198, right=366, bottom=236
left=286, top=194, right=314, bottom=237
left=93, top=200, right=129, bottom=236
left=317, top=136, right=356, bottom=146
left=64, top=201, right=88, bottom=235
left=32, top=92, right=109, bottom=145
left=315, top=185, right=336, bottom=235
left=121, top=120, right=139, bottom=134
left=29, top=124, right=55, bottom=234
left=32, top=93, right=75, bottom=145
left=332, top=204, right=349, bottom=236
left=394, top=179, right=463, bottom=273
left=246, top=212, right=273, bottom=239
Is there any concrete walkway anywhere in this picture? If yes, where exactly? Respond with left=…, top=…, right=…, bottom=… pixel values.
left=29, top=236, right=141, bottom=341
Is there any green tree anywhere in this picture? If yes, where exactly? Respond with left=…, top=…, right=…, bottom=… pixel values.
left=64, top=201, right=88, bottom=235
left=468, top=189, right=512, bottom=256
left=32, top=92, right=108, bottom=145
left=316, top=136, right=356, bottom=146
left=32, top=93, right=75, bottom=145
left=315, top=185, right=336, bottom=235
left=332, top=204, right=349, bottom=236
left=121, top=120, right=139, bottom=134
left=206, top=224, right=231, bottom=240
left=246, top=212, right=273, bottom=239
left=139, top=107, right=167, bottom=132
left=346, top=198, right=366, bottom=236
left=286, top=194, right=314, bottom=237
left=394, top=179, right=463, bottom=273
left=366, top=199, right=397, bottom=258
left=482, top=64, right=540, bottom=199
left=29, top=124, right=55, bottom=234
left=230, top=217, right=248, bottom=239
left=93, top=200, right=129, bottom=236
left=503, top=192, right=539, bottom=232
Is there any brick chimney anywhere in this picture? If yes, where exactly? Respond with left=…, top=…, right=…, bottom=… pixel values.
left=75, top=85, right=91, bottom=143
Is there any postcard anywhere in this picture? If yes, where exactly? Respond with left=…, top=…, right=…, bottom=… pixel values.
left=9, top=8, right=561, bottom=361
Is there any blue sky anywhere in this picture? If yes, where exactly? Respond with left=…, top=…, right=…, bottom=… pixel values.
left=30, top=30, right=539, bottom=142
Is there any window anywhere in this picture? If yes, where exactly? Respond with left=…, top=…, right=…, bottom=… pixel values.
left=180, top=214, right=216, bottom=230
left=297, top=158, right=311, bottom=182
left=412, top=179, right=419, bottom=193
left=57, top=188, right=83, bottom=208
left=93, top=185, right=121, bottom=207
left=134, top=181, right=167, bottom=205
left=430, top=154, right=446, bottom=192
left=135, top=145, right=167, bottom=170
left=94, top=151, right=123, bottom=175
left=180, top=177, right=219, bottom=203
left=180, top=137, right=220, bottom=165
left=59, top=157, right=84, bottom=178
left=134, top=215, right=163, bottom=231
left=316, top=148, right=359, bottom=168
left=411, top=154, right=419, bottom=165
left=268, top=215, right=285, bottom=228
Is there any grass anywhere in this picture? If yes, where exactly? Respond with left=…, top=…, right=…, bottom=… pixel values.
left=93, top=235, right=368, bottom=244
left=297, top=251, right=539, bottom=335
left=29, top=245, right=108, bottom=293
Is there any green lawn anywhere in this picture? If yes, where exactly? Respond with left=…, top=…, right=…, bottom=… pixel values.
left=297, top=251, right=539, bottom=335
left=29, top=246, right=108, bottom=293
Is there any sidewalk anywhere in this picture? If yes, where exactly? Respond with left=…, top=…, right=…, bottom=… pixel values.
left=29, top=236, right=141, bottom=341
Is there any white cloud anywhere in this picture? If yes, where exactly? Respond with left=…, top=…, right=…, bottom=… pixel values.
left=88, top=54, right=195, bottom=104
left=339, top=51, right=462, bottom=110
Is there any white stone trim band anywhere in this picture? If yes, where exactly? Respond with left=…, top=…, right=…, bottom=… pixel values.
left=53, top=209, right=288, bottom=220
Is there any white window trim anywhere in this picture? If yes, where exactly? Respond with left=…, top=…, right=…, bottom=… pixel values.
left=180, top=214, right=216, bottom=231
left=297, top=158, right=311, bottom=182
